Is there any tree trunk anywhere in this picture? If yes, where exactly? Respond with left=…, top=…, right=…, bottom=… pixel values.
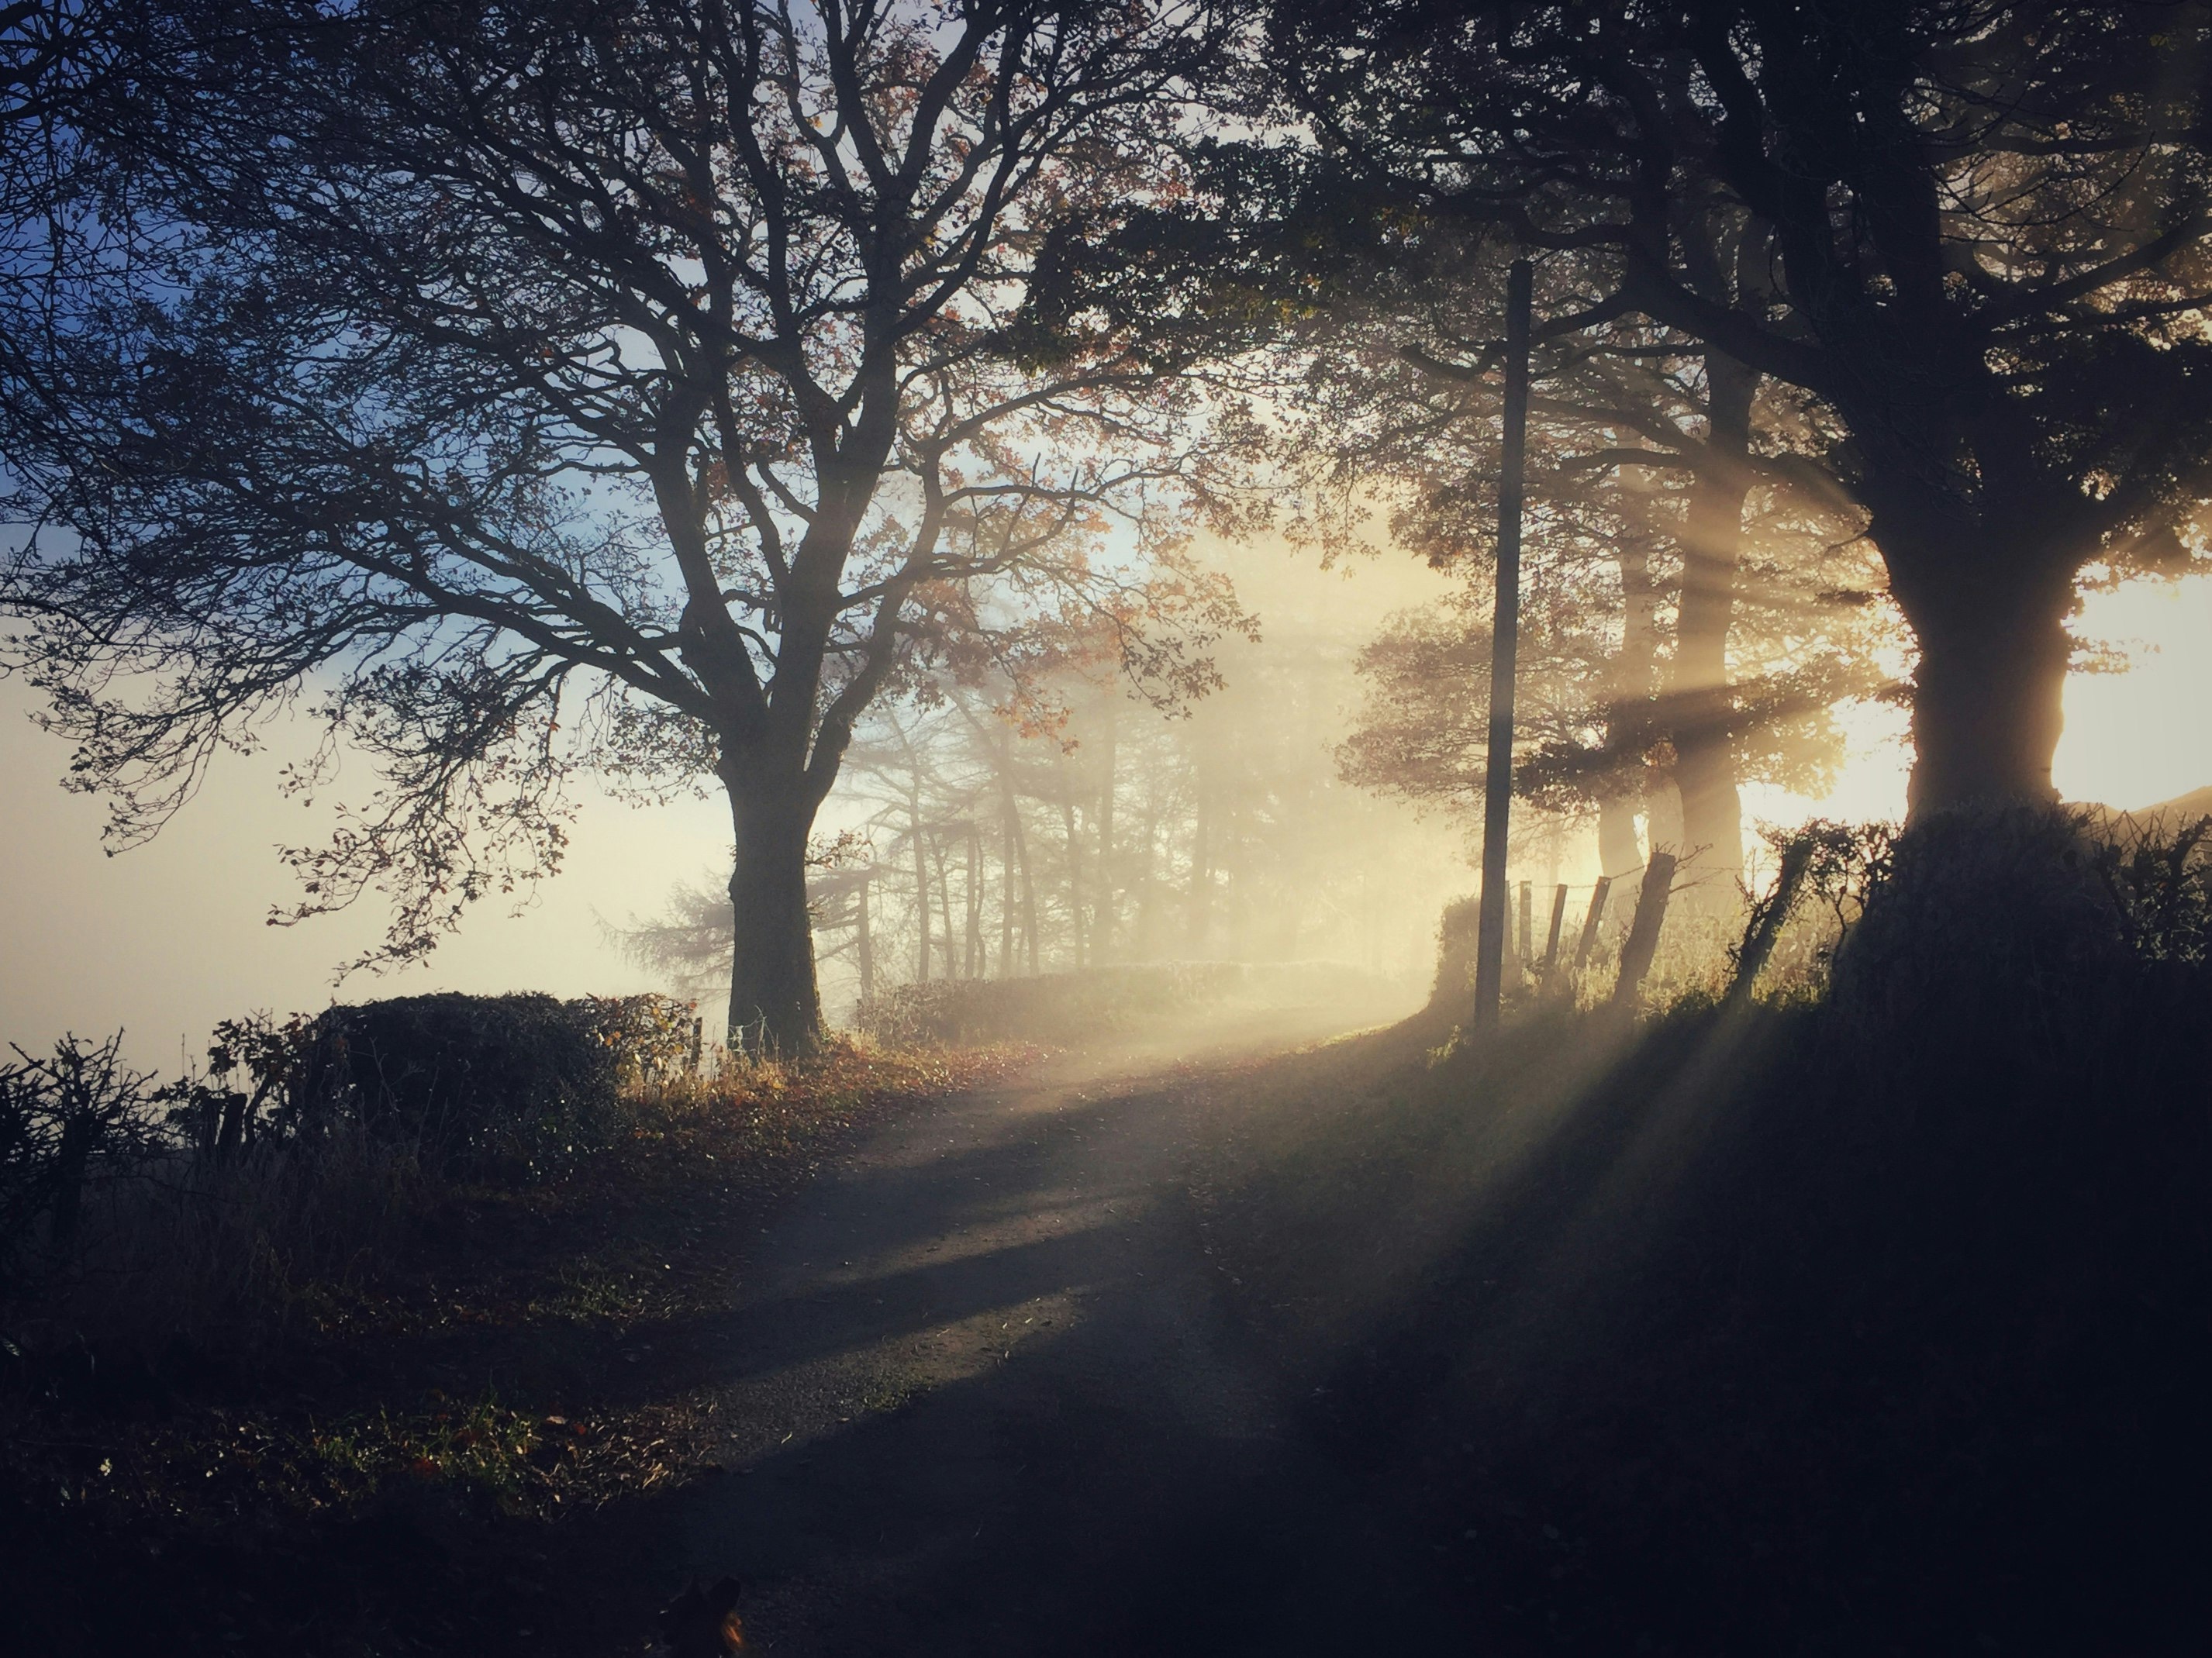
left=911, top=804, right=931, bottom=984
left=1096, top=695, right=1118, bottom=963
left=1062, top=798, right=1086, bottom=969
left=965, top=824, right=982, bottom=979
left=1000, top=788, right=1018, bottom=979
left=1223, top=801, right=1247, bottom=960
left=724, top=780, right=822, bottom=1057
left=1644, top=774, right=1685, bottom=856
left=1671, top=353, right=1756, bottom=894
left=932, top=830, right=957, bottom=979
left=1608, top=529, right=1663, bottom=870
left=1599, top=796, right=1643, bottom=878
left=854, top=874, right=875, bottom=1001
left=1888, top=543, right=2073, bottom=815
left=1137, top=779, right=1160, bottom=957
left=1014, top=796, right=1040, bottom=974
left=1188, top=773, right=1210, bottom=954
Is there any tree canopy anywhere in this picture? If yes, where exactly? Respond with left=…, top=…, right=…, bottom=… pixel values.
left=1264, top=0, right=2212, bottom=812
left=1, top=0, right=1247, bottom=1050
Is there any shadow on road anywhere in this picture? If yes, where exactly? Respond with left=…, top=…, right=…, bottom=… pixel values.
left=663, top=992, right=1479, bottom=1656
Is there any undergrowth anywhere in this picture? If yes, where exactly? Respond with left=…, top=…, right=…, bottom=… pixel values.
left=1191, top=808, right=2212, bottom=1655
left=2, top=1034, right=1023, bottom=1656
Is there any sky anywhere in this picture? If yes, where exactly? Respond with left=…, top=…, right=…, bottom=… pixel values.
left=4, top=560, right=2208, bottom=1070
left=1734, top=574, right=2212, bottom=829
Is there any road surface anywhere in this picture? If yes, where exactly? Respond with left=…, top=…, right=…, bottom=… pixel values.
left=665, top=995, right=1468, bottom=1656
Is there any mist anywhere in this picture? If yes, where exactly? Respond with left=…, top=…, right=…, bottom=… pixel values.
left=9, top=546, right=2208, bottom=1063
left=9, top=5, right=2212, bottom=1654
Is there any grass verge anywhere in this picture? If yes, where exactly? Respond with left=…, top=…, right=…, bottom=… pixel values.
left=1184, top=984, right=2211, bottom=1655
left=2, top=1039, right=1027, bottom=1656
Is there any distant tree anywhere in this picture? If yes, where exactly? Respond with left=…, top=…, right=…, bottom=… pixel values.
left=1266, top=229, right=1886, bottom=890
left=0, top=0, right=1244, bottom=1053
left=1341, top=484, right=1881, bottom=879
left=1265, top=0, right=2212, bottom=815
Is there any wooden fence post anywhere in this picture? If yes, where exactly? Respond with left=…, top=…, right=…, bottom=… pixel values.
left=1727, top=837, right=1813, bottom=1005
left=1539, top=883, right=1569, bottom=990
left=1612, top=853, right=1679, bottom=1008
left=1517, top=880, right=1534, bottom=969
left=1571, top=875, right=1613, bottom=982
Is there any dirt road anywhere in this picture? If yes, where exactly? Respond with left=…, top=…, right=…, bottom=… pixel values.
left=663, top=996, right=1465, bottom=1656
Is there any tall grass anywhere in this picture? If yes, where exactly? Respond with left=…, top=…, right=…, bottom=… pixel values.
left=1203, top=805, right=2212, bottom=1652
left=32, top=1125, right=426, bottom=1356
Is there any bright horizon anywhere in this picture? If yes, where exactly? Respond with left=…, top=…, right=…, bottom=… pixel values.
left=5, top=562, right=2207, bottom=1070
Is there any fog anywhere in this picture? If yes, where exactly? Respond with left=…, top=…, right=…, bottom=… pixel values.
left=5, top=541, right=2209, bottom=1063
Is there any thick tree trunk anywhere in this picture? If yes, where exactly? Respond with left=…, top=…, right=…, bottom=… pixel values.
left=1599, top=796, right=1643, bottom=879
left=1671, top=355, right=1755, bottom=894
left=1891, top=550, right=2073, bottom=814
left=724, top=779, right=822, bottom=1057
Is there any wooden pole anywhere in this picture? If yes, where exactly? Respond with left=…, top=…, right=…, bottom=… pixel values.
left=1572, top=875, right=1613, bottom=982
left=1612, top=852, right=1679, bottom=1008
left=1727, top=836, right=1813, bottom=1005
left=1517, top=878, right=1534, bottom=967
left=1539, top=882, right=1569, bottom=990
left=1474, top=259, right=1534, bottom=1031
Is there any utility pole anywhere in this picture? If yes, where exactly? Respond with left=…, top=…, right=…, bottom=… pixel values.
left=1474, top=258, right=1534, bottom=1032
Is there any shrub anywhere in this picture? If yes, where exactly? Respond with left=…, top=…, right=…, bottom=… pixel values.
left=155, top=991, right=702, bottom=1184
left=289, top=993, right=620, bottom=1181
left=1430, top=897, right=1480, bottom=1008
left=573, top=993, right=700, bottom=1088
left=0, top=1033, right=170, bottom=1289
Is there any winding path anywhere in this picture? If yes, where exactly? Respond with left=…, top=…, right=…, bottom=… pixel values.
left=664, top=997, right=1465, bottom=1656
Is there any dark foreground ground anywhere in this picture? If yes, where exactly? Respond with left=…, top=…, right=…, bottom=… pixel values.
left=17, top=968, right=2202, bottom=1655
left=8, top=988, right=1458, bottom=1656
left=681, top=988, right=2212, bottom=1657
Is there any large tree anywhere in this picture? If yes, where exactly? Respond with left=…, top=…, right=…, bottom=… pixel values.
left=0, top=0, right=1241, bottom=1051
left=1268, top=0, right=2212, bottom=815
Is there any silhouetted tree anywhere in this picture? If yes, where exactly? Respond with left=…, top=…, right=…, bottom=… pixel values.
left=0, top=0, right=1242, bottom=1052
left=1265, top=0, right=2212, bottom=814
left=1272, top=235, right=1886, bottom=894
